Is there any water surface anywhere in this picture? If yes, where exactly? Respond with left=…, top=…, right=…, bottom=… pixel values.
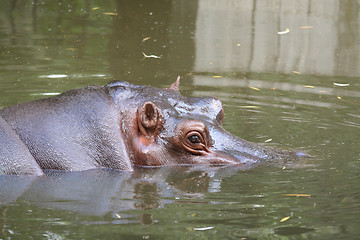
left=0, top=1, right=359, bottom=239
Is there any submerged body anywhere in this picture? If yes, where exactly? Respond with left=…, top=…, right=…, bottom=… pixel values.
left=0, top=79, right=307, bottom=175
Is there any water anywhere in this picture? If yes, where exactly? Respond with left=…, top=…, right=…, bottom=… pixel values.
left=0, top=1, right=359, bottom=239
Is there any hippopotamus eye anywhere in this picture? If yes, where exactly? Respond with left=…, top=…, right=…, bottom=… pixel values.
left=183, top=131, right=209, bottom=155
left=185, top=131, right=204, bottom=145
left=176, top=121, right=210, bottom=155
left=188, top=134, right=201, bottom=144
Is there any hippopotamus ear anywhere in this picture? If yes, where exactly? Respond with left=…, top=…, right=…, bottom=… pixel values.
left=137, top=102, right=163, bottom=137
left=168, top=76, right=180, bottom=91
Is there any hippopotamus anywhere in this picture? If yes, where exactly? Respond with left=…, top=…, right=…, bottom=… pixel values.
left=0, top=78, right=307, bottom=175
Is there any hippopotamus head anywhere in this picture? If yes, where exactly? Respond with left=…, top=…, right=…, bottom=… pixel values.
left=106, top=77, right=298, bottom=167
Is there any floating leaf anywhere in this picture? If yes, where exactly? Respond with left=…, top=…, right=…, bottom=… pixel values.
left=141, top=37, right=152, bottom=42
left=280, top=216, right=291, bottom=222
left=264, top=138, right=272, bottom=143
left=282, top=194, right=311, bottom=197
left=278, top=28, right=290, bottom=35
left=333, top=83, right=349, bottom=87
left=142, top=52, right=161, bottom=59
left=303, top=85, right=315, bottom=88
left=103, top=12, right=118, bottom=16
left=249, top=86, right=260, bottom=91
left=212, top=76, right=223, bottom=78
left=337, top=96, right=342, bottom=100
left=239, top=106, right=261, bottom=109
left=115, top=214, right=121, bottom=219
left=92, top=7, right=100, bottom=10
left=292, top=71, right=301, bottom=74
left=193, top=226, right=214, bottom=231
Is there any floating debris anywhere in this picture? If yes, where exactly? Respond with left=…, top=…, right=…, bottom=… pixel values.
left=264, top=138, right=273, bottom=143
left=212, top=76, right=223, bottom=78
left=142, top=52, right=161, bottom=59
left=280, top=216, right=291, bottom=223
left=191, top=213, right=199, bottom=217
left=103, top=12, right=118, bottom=16
left=249, top=86, right=260, bottom=91
left=282, top=194, right=311, bottom=197
left=333, top=83, right=349, bottom=87
left=303, top=85, right=315, bottom=88
left=300, top=26, right=314, bottom=29
left=193, top=226, right=214, bottom=231
left=292, top=71, right=301, bottom=74
left=278, top=28, right=290, bottom=35
left=141, top=37, right=152, bottom=42
left=92, top=7, right=100, bottom=10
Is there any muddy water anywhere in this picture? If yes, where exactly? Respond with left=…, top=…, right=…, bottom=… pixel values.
left=0, top=1, right=359, bottom=239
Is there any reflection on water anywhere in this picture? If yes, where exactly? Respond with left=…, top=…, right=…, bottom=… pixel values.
left=0, top=0, right=360, bottom=239
left=195, top=0, right=360, bottom=77
left=0, top=167, right=236, bottom=216
left=193, top=75, right=360, bottom=109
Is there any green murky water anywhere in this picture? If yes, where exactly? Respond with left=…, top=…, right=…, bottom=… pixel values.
left=1, top=1, right=359, bottom=239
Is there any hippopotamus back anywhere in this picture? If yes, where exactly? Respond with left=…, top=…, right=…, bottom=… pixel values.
left=0, top=86, right=132, bottom=172
left=0, top=116, right=43, bottom=175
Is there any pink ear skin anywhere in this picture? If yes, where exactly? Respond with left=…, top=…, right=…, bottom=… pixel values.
left=168, top=76, right=180, bottom=91
left=137, top=102, right=163, bottom=139
left=132, top=102, right=166, bottom=166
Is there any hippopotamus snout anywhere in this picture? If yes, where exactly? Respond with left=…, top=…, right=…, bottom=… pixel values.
left=207, top=126, right=270, bottom=164
left=207, top=125, right=309, bottom=165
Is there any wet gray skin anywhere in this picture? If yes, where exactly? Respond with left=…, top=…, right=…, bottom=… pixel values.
left=105, top=79, right=307, bottom=166
left=0, top=79, right=308, bottom=175
left=0, top=116, right=43, bottom=175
